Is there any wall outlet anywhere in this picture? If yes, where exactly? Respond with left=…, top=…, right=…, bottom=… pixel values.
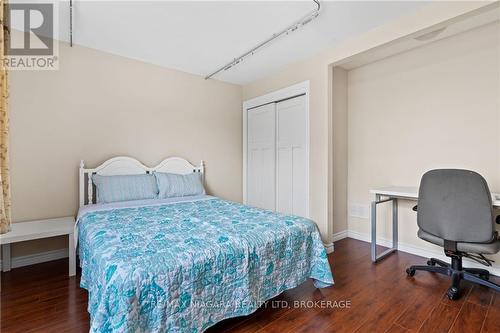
left=349, top=203, right=370, bottom=219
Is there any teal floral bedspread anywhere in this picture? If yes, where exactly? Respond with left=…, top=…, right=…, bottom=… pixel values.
left=78, top=198, right=334, bottom=332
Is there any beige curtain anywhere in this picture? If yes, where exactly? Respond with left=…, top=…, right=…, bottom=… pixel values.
left=0, top=0, right=11, bottom=234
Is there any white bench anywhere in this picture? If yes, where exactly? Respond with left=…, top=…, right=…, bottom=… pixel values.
left=0, top=217, right=76, bottom=276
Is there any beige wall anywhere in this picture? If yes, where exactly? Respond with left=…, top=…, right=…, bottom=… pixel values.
left=243, top=1, right=496, bottom=244
left=6, top=1, right=496, bottom=260
left=347, top=22, right=500, bottom=261
left=9, top=42, right=242, bottom=257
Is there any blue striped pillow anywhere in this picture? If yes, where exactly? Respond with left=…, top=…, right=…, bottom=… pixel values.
left=92, top=174, right=159, bottom=204
left=154, top=172, right=205, bottom=199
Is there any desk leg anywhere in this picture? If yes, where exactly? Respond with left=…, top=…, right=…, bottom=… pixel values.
left=68, top=234, right=76, bottom=277
left=393, top=198, right=398, bottom=251
left=2, top=244, right=11, bottom=272
left=370, top=195, right=379, bottom=262
left=371, top=197, right=398, bottom=262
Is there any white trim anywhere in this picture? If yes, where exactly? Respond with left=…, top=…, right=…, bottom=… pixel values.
left=242, top=81, right=310, bottom=218
left=243, top=81, right=310, bottom=111
left=346, top=230, right=372, bottom=243
left=242, top=106, right=247, bottom=204
left=332, top=230, right=348, bottom=242
left=0, top=248, right=69, bottom=271
left=346, top=230, right=500, bottom=277
left=324, top=242, right=334, bottom=254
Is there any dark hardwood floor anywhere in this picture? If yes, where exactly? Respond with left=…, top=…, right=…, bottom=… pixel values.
left=1, top=238, right=499, bottom=333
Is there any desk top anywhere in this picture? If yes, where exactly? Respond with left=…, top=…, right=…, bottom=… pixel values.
left=370, top=186, right=418, bottom=199
left=0, top=216, right=75, bottom=245
left=370, top=186, right=500, bottom=207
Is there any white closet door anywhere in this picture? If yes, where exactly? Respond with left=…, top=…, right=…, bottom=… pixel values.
left=247, top=103, right=276, bottom=210
left=276, top=95, right=308, bottom=217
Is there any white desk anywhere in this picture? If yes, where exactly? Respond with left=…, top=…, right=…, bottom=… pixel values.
left=369, top=187, right=500, bottom=262
left=0, top=217, right=76, bottom=276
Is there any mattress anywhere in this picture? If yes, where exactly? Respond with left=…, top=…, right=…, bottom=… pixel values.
left=76, top=196, right=334, bottom=332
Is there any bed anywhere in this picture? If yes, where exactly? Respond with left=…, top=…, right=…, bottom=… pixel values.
left=76, top=156, right=334, bottom=333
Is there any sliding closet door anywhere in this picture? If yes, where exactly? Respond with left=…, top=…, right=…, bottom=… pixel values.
left=247, top=103, right=276, bottom=210
left=276, top=95, right=308, bottom=217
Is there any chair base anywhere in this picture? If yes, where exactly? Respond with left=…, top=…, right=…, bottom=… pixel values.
left=406, top=256, right=500, bottom=300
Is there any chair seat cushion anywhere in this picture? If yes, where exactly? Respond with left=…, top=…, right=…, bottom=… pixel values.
left=418, top=229, right=500, bottom=254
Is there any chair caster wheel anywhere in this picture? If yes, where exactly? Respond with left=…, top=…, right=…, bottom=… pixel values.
left=406, top=268, right=415, bottom=277
left=427, top=260, right=435, bottom=266
left=446, top=287, right=460, bottom=300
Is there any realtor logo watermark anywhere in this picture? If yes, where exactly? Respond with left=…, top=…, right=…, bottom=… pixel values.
left=4, top=2, right=58, bottom=70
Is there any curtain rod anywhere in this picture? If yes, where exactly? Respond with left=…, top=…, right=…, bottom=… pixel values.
left=205, top=0, right=321, bottom=80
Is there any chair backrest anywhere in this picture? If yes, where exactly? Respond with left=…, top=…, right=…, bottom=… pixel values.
left=417, top=169, right=494, bottom=243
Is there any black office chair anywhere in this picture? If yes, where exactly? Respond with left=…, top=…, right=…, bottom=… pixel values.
left=406, top=169, right=500, bottom=300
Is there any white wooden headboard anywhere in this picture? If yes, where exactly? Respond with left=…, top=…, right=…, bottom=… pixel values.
left=79, top=156, right=204, bottom=207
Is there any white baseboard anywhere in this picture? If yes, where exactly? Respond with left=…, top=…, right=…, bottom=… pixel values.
left=5, top=230, right=500, bottom=278
left=332, top=230, right=348, bottom=242
left=346, top=230, right=500, bottom=277
left=345, top=230, right=372, bottom=243
left=324, top=242, right=334, bottom=254
left=322, top=231, right=349, bottom=254
left=1, top=242, right=337, bottom=270
left=1, top=248, right=69, bottom=271
left=325, top=230, right=350, bottom=253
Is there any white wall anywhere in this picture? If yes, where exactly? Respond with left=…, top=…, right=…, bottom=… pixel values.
left=347, top=22, right=500, bottom=262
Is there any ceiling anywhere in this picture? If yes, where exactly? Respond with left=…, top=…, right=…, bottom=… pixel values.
left=12, top=1, right=430, bottom=85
